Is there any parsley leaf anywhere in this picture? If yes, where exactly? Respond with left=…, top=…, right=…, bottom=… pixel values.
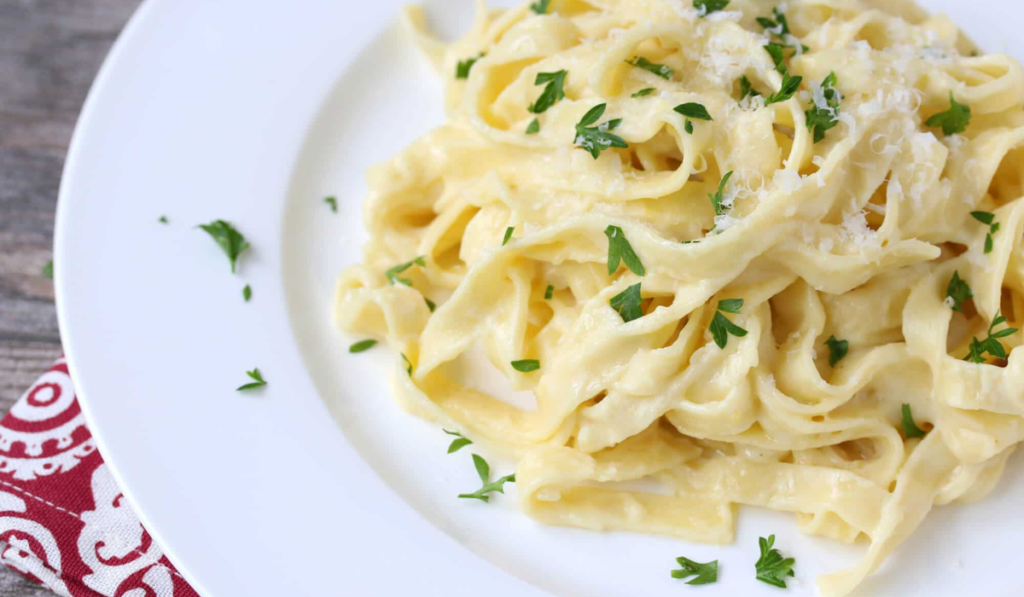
left=694, top=0, right=729, bottom=17
left=243, top=284, right=252, bottom=302
left=425, top=297, right=437, bottom=312
left=901, top=404, right=926, bottom=439
left=710, top=299, right=748, bottom=349
left=610, top=282, right=644, bottom=322
left=511, top=359, right=540, bottom=372
left=456, top=53, right=484, bottom=79
left=324, top=196, right=338, bottom=213
left=671, top=557, right=718, bottom=585
left=755, top=535, right=796, bottom=588
left=158, top=215, right=169, bottom=224
left=632, top=87, right=656, bottom=98
left=385, top=256, right=426, bottom=286
left=41, top=260, right=53, bottom=279
left=708, top=171, right=734, bottom=216
left=458, top=454, right=516, bottom=502
left=739, top=75, right=761, bottom=101
left=765, top=73, right=802, bottom=105
left=349, top=339, right=377, bottom=353
left=626, top=56, right=674, bottom=80
left=674, top=102, right=714, bottom=121
left=685, top=120, right=694, bottom=134
left=758, top=7, right=809, bottom=51
left=503, top=226, right=515, bottom=246
left=529, top=70, right=568, bottom=114
left=530, top=0, right=551, bottom=14
left=443, top=429, right=473, bottom=453
left=926, top=92, right=971, bottom=135
left=526, top=118, right=540, bottom=135
left=764, top=43, right=788, bottom=73
left=825, top=335, right=849, bottom=367
left=236, top=368, right=267, bottom=391
left=805, top=72, right=842, bottom=143
left=970, top=211, right=999, bottom=254
left=964, top=310, right=1018, bottom=364
left=945, top=270, right=973, bottom=313
left=604, top=225, right=646, bottom=276
left=198, top=220, right=250, bottom=274
left=401, top=353, right=413, bottom=375
left=545, top=284, right=554, bottom=299
left=574, top=103, right=628, bottom=159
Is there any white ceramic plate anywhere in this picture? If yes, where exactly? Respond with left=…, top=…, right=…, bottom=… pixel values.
left=54, top=1, right=1024, bottom=596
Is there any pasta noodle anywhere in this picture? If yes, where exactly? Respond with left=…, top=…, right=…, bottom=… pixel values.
left=333, top=0, right=1024, bottom=594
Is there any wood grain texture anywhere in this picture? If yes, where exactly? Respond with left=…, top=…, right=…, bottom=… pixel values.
left=0, top=0, right=140, bottom=593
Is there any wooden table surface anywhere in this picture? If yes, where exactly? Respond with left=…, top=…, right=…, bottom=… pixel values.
left=0, top=0, right=140, bottom=593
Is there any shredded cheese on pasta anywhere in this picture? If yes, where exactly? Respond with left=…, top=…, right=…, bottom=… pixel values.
left=334, top=0, right=1024, bottom=594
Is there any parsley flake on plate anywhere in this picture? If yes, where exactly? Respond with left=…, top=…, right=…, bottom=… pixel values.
left=511, top=359, right=540, bottom=372
left=198, top=220, right=250, bottom=274
left=349, top=339, right=377, bottom=353
left=243, top=284, right=252, bottom=302
left=632, top=87, right=656, bottom=98
left=755, top=535, right=796, bottom=588
left=458, top=454, right=516, bottom=502
left=236, top=368, right=267, bottom=392
left=671, top=557, right=718, bottom=585
left=443, top=429, right=473, bottom=453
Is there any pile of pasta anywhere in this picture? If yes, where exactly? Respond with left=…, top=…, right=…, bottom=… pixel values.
left=334, top=0, right=1024, bottom=594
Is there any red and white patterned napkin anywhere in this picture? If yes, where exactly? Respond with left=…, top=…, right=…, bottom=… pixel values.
left=0, top=359, right=200, bottom=596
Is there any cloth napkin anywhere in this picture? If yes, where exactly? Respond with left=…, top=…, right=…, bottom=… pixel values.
left=0, top=358, right=200, bottom=597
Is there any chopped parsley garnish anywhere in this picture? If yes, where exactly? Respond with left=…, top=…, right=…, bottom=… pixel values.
left=425, top=297, right=437, bottom=312
left=805, top=72, right=842, bottom=143
left=444, top=429, right=472, bottom=453
left=757, top=7, right=809, bottom=51
left=970, top=211, right=1000, bottom=254
left=456, top=53, right=484, bottom=79
left=324, top=196, right=338, bottom=213
left=604, top=225, right=645, bottom=276
left=401, top=353, right=413, bottom=375
left=158, top=215, right=169, bottom=224
left=901, top=404, right=926, bottom=439
left=945, top=270, right=973, bottom=313
left=458, top=454, right=515, bottom=502
left=236, top=368, right=267, bottom=391
left=755, top=535, right=796, bottom=588
left=710, top=298, right=748, bottom=349
left=671, top=557, right=718, bottom=585
left=574, top=103, right=628, bottom=159
left=198, top=220, right=250, bottom=274
left=349, top=339, right=377, bottom=353
left=243, top=284, right=252, bottom=302
left=632, top=87, right=656, bottom=98
left=41, top=260, right=53, bottom=279
left=511, top=359, right=540, bottom=372
left=739, top=76, right=761, bottom=101
left=626, top=56, right=674, bottom=80
left=385, top=256, right=426, bottom=286
left=545, top=284, right=554, bottom=299
left=825, top=335, right=848, bottom=367
left=965, top=310, right=1018, bottom=364
left=529, top=70, right=568, bottom=114
left=674, top=102, right=713, bottom=121
left=926, top=92, right=971, bottom=135
left=762, top=43, right=803, bottom=106
left=694, top=0, right=729, bottom=17
left=503, top=226, right=515, bottom=246
left=675, top=102, right=712, bottom=134
left=526, top=118, right=540, bottom=135
left=610, top=282, right=644, bottom=322
left=530, top=0, right=551, bottom=14
left=708, top=171, right=734, bottom=216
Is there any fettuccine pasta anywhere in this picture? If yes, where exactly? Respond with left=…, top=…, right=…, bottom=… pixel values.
left=333, top=0, right=1024, bottom=594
